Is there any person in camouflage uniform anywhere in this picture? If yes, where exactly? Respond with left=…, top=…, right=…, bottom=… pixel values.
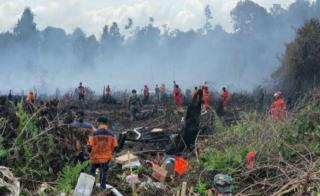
left=128, top=89, right=142, bottom=121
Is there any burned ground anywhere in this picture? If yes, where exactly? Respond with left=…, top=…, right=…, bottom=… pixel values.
left=2, top=90, right=319, bottom=195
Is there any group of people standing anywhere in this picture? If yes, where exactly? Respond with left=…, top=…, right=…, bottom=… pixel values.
left=143, top=84, right=167, bottom=104
left=75, top=81, right=286, bottom=122
left=175, top=81, right=230, bottom=112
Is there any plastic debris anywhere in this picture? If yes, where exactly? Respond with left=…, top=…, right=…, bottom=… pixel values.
left=125, top=174, right=141, bottom=185
left=138, top=176, right=166, bottom=191
left=151, top=128, right=164, bottom=133
left=122, top=160, right=141, bottom=170
left=106, top=184, right=123, bottom=196
left=246, top=151, right=257, bottom=169
left=73, top=173, right=95, bottom=196
left=174, top=157, right=190, bottom=175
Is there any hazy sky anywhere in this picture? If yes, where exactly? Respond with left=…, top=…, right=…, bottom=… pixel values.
left=0, top=0, right=306, bottom=37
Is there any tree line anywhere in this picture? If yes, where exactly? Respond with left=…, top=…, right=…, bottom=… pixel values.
left=0, top=0, right=319, bottom=92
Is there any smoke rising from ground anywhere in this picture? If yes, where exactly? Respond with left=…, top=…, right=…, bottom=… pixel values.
left=0, top=0, right=320, bottom=94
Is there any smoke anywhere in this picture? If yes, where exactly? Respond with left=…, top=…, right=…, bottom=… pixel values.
left=0, top=0, right=320, bottom=94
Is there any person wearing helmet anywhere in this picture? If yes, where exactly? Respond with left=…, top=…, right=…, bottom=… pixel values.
left=270, top=91, right=287, bottom=120
left=128, top=89, right=142, bottom=121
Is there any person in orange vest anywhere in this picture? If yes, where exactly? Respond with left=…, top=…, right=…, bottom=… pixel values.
left=173, top=84, right=183, bottom=107
left=143, top=85, right=150, bottom=104
left=78, top=82, right=85, bottom=102
left=26, top=90, right=35, bottom=104
left=87, top=117, right=118, bottom=189
left=203, top=86, right=210, bottom=109
left=270, top=91, right=287, bottom=120
left=221, top=87, right=230, bottom=110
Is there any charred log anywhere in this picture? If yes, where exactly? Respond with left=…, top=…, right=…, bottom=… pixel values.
left=167, top=90, right=203, bottom=154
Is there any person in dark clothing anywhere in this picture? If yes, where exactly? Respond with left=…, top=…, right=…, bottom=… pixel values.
left=8, top=90, right=12, bottom=101
left=128, top=89, right=143, bottom=121
left=155, top=84, right=160, bottom=102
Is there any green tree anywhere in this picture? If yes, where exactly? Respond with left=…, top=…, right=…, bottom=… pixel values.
left=273, top=19, right=320, bottom=97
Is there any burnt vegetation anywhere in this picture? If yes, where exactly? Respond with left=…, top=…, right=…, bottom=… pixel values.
left=1, top=0, right=320, bottom=195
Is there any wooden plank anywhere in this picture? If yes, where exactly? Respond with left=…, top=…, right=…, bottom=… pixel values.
left=151, top=164, right=168, bottom=183
left=115, top=153, right=138, bottom=165
left=180, top=182, right=187, bottom=196
left=188, top=186, right=194, bottom=196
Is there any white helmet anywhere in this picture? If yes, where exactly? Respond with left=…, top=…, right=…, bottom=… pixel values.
left=274, top=91, right=282, bottom=98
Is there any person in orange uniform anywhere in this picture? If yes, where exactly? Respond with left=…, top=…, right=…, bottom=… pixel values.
left=26, top=91, right=35, bottom=104
left=143, top=85, right=150, bottom=104
left=173, top=84, right=183, bottom=107
left=88, top=117, right=118, bottom=189
left=203, top=86, right=210, bottom=109
left=270, top=91, right=287, bottom=120
left=221, top=87, right=230, bottom=110
left=78, top=82, right=85, bottom=102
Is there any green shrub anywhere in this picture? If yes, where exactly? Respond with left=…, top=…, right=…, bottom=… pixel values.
left=16, top=102, right=39, bottom=144
left=55, top=161, right=90, bottom=194
left=133, top=166, right=152, bottom=176
left=194, top=182, right=208, bottom=196
left=200, top=145, right=251, bottom=175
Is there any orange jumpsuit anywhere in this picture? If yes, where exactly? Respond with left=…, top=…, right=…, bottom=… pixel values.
left=203, top=87, right=210, bottom=109
left=173, top=87, right=183, bottom=106
left=26, top=92, right=35, bottom=103
left=222, top=90, right=230, bottom=107
left=271, top=98, right=287, bottom=120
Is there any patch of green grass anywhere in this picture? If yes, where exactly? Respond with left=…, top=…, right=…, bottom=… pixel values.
left=194, top=182, right=208, bottom=196
left=55, top=160, right=90, bottom=194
